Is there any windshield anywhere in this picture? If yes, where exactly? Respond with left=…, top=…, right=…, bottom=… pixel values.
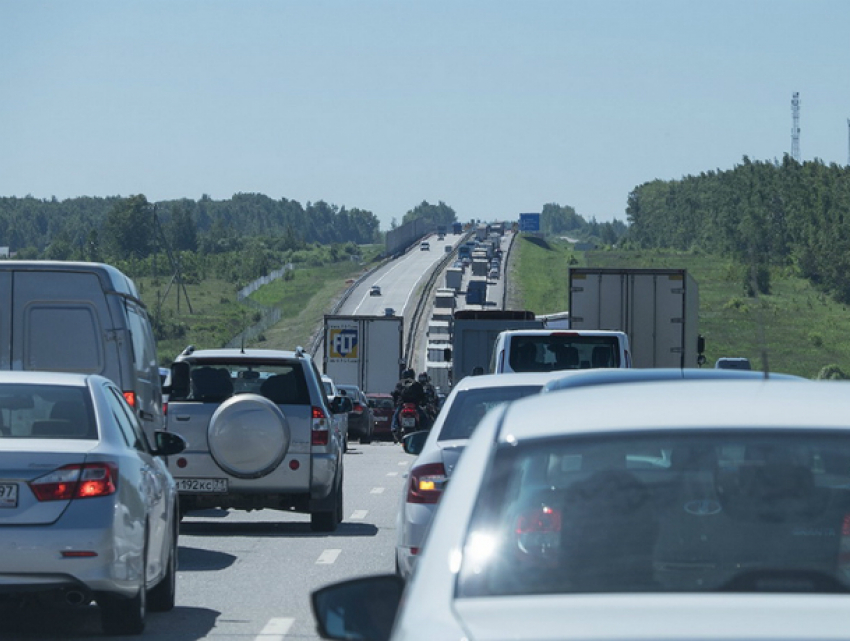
left=457, top=430, right=850, bottom=596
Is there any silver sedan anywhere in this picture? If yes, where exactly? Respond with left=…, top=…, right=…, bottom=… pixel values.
left=0, top=371, right=186, bottom=635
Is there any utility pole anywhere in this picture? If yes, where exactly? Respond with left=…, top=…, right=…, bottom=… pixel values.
left=791, top=92, right=801, bottom=162
left=847, top=118, right=850, bottom=166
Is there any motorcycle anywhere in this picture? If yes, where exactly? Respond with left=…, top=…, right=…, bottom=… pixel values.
left=394, top=402, right=433, bottom=440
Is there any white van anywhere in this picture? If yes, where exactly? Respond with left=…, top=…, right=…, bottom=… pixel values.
left=0, top=261, right=163, bottom=436
left=490, top=329, right=631, bottom=374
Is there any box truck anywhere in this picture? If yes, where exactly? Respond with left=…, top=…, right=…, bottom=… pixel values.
left=323, top=314, right=404, bottom=394
left=568, top=268, right=704, bottom=368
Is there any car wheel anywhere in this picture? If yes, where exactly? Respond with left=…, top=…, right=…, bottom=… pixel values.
left=99, top=543, right=147, bottom=635
left=360, top=426, right=372, bottom=445
left=311, top=475, right=341, bottom=533
left=147, top=522, right=177, bottom=612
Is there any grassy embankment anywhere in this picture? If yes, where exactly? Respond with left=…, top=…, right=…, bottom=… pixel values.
left=509, top=235, right=850, bottom=379
left=136, top=247, right=383, bottom=364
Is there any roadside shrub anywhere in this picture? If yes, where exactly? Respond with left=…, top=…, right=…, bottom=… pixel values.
left=816, top=364, right=850, bottom=380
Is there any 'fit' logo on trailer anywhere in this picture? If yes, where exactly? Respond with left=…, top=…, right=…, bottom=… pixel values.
left=329, top=328, right=359, bottom=359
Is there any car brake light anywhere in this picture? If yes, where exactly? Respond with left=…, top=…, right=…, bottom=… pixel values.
left=311, top=406, right=329, bottom=446
left=401, top=406, right=417, bottom=418
left=163, top=402, right=169, bottom=416
left=123, top=391, right=136, bottom=408
left=353, top=403, right=363, bottom=413
left=30, top=463, right=118, bottom=501
left=407, top=463, right=447, bottom=504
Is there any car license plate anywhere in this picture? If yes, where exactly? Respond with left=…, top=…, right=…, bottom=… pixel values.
left=175, top=478, right=228, bottom=493
left=0, top=483, right=18, bottom=508
left=402, top=418, right=416, bottom=428
left=375, top=416, right=388, bottom=422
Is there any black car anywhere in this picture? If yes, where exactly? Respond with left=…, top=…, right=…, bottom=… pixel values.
left=337, top=384, right=374, bottom=444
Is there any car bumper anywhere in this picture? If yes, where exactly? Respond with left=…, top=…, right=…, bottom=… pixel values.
left=0, top=522, right=143, bottom=597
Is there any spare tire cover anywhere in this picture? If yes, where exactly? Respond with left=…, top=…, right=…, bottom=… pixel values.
left=207, top=394, right=291, bottom=479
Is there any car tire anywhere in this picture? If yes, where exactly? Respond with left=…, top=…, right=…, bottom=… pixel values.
left=311, top=474, right=342, bottom=532
left=360, top=427, right=372, bottom=445
left=148, top=522, right=177, bottom=612
left=99, top=544, right=147, bottom=635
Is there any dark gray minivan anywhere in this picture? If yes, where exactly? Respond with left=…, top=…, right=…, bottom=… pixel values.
left=0, top=261, right=163, bottom=437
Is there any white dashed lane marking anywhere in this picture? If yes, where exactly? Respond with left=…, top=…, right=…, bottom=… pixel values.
left=254, top=617, right=294, bottom=640
left=370, top=487, right=385, bottom=494
left=387, top=471, right=398, bottom=477
left=350, top=509, right=368, bottom=520
left=316, top=549, right=341, bottom=565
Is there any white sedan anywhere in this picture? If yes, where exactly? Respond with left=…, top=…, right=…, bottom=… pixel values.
left=395, top=372, right=568, bottom=578
left=314, top=379, right=850, bottom=641
left=0, top=371, right=186, bottom=635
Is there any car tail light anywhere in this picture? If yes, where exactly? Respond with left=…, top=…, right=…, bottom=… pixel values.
left=123, top=391, right=136, bottom=408
left=163, top=402, right=169, bottom=416
left=353, top=403, right=363, bottom=414
left=311, top=406, right=330, bottom=446
left=514, top=504, right=561, bottom=566
left=30, top=463, right=118, bottom=501
left=407, top=463, right=447, bottom=504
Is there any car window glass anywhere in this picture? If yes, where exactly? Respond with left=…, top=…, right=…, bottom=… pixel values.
left=438, top=386, right=541, bottom=441
left=457, top=430, right=850, bottom=598
left=170, top=360, right=311, bottom=405
left=0, top=384, right=95, bottom=439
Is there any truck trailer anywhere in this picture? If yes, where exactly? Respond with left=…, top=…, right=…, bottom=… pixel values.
left=568, top=268, right=704, bottom=368
left=323, top=314, right=404, bottom=394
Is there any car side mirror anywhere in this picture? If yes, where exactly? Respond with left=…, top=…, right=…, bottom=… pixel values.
left=402, top=430, right=429, bottom=455
left=312, top=574, right=404, bottom=641
left=332, top=396, right=353, bottom=413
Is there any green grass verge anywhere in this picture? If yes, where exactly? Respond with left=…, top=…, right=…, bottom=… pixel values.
left=513, top=236, right=850, bottom=379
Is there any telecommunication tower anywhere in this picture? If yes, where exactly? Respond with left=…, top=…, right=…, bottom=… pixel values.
left=791, top=92, right=801, bottom=162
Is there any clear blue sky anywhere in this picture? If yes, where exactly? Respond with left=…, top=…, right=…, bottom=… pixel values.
left=2, top=1, right=849, bottom=230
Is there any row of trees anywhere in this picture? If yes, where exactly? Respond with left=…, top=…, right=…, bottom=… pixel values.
left=0, top=193, right=382, bottom=262
left=540, top=203, right=628, bottom=245
left=625, top=156, right=850, bottom=301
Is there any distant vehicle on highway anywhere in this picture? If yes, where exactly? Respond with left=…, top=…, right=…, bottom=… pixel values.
left=366, top=392, right=395, bottom=440
left=337, top=384, right=374, bottom=445
left=420, top=241, right=430, bottom=251
left=0, top=371, right=186, bottom=635
left=314, top=379, right=850, bottom=641
left=716, top=357, right=752, bottom=370
left=370, top=285, right=381, bottom=296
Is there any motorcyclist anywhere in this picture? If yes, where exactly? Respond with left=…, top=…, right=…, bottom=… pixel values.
left=418, top=372, right=438, bottom=421
left=390, top=368, right=429, bottom=441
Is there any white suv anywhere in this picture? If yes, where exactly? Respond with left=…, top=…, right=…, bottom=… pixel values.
left=164, top=346, right=349, bottom=531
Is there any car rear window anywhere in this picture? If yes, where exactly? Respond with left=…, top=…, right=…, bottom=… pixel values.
left=171, top=361, right=311, bottom=405
left=438, top=386, right=542, bottom=441
left=0, top=385, right=95, bottom=439
left=508, top=335, right=621, bottom=372
left=457, top=430, right=850, bottom=597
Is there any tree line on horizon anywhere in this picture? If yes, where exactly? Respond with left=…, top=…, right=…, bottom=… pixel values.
left=624, top=155, right=850, bottom=303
